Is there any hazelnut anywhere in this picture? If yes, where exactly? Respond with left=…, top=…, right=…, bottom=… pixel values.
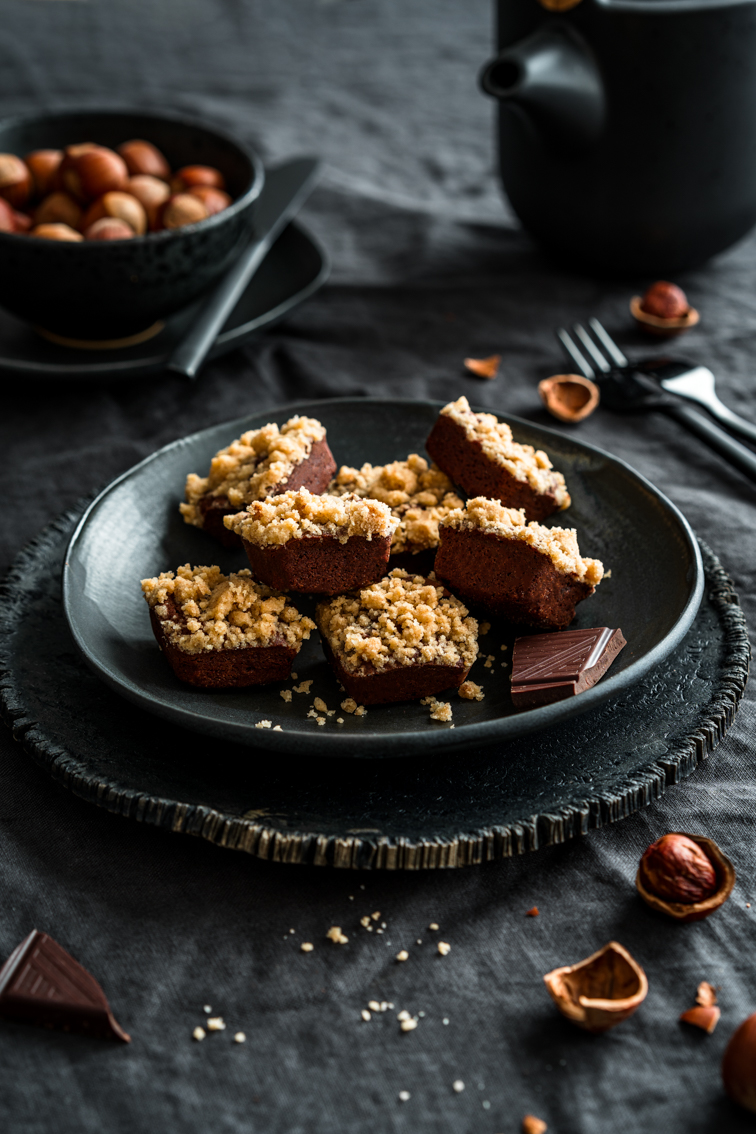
left=641, top=280, right=689, bottom=319
left=170, top=164, right=225, bottom=193
left=0, top=153, right=32, bottom=209
left=538, top=374, right=600, bottom=423
left=31, top=223, right=84, bottom=242
left=630, top=280, right=699, bottom=337
left=722, top=1012, right=756, bottom=1113
left=0, top=198, right=16, bottom=233
left=62, top=146, right=128, bottom=202
left=24, top=149, right=63, bottom=198
left=82, top=191, right=147, bottom=236
left=188, top=185, right=232, bottom=216
left=117, top=139, right=171, bottom=181
left=543, top=941, right=648, bottom=1033
left=83, top=217, right=135, bottom=241
left=636, top=832, right=735, bottom=922
left=34, top=191, right=83, bottom=230
left=161, top=192, right=209, bottom=230
left=127, top=175, right=171, bottom=230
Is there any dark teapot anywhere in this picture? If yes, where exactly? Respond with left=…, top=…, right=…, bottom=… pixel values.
left=480, top=0, right=756, bottom=274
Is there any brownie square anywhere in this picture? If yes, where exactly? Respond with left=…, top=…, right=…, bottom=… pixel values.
left=141, top=565, right=315, bottom=689
left=434, top=498, right=604, bottom=630
left=426, top=396, right=570, bottom=522
left=225, top=489, right=396, bottom=595
left=316, top=570, right=478, bottom=706
left=180, top=416, right=337, bottom=548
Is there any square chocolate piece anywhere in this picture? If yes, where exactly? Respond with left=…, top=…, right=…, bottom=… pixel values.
left=511, top=627, right=627, bottom=708
left=434, top=497, right=604, bottom=629
left=316, top=569, right=478, bottom=705
left=180, top=415, right=336, bottom=548
left=141, top=564, right=315, bottom=688
left=225, top=489, right=396, bottom=595
left=426, top=396, right=570, bottom=521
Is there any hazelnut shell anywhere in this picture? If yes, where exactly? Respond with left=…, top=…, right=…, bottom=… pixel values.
left=630, top=295, right=700, bottom=338
left=680, top=1005, right=720, bottom=1033
left=538, top=374, right=600, bottom=423
left=635, top=832, right=735, bottom=922
left=543, top=940, right=648, bottom=1033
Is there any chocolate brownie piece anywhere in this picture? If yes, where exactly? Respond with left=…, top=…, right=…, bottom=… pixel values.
left=328, top=453, right=464, bottom=561
left=426, top=396, right=570, bottom=522
left=316, top=569, right=478, bottom=705
left=225, top=489, right=396, bottom=594
left=180, top=416, right=336, bottom=548
left=434, top=497, right=603, bottom=629
left=141, top=564, right=315, bottom=688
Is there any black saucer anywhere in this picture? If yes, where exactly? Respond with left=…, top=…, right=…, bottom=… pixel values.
left=0, top=221, right=328, bottom=380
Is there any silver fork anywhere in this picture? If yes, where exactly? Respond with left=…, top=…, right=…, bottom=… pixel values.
left=557, top=319, right=756, bottom=485
left=558, top=317, right=756, bottom=446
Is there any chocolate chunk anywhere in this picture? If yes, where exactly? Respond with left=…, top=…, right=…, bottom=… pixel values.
left=0, top=930, right=130, bottom=1042
left=511, top=627, right=626, bottom=709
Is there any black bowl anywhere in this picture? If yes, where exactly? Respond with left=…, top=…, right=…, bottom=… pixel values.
left=0, top=109, right=264, bottom=339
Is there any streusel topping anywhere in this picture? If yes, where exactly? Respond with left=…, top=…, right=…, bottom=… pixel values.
left=441, top=396, right=570, bottom=508
left=316, top=569, right=478, bottom=674
left=442, top=497, right=603, bottom=585
left=141, top=564, right=315, bottom=654
left=180, top=416, right=326, bottom=528
left=329, top=454, right=464, bottom=554
left=224, top=489, right=397, bottom=547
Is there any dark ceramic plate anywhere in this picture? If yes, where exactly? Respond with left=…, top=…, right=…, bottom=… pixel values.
left=62, top=398, right=703, bottom=757
left=0, top=221, right=328, bottom=380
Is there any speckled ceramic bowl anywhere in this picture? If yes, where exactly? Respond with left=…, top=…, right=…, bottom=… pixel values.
left=0, top=109, right=264, bottom=340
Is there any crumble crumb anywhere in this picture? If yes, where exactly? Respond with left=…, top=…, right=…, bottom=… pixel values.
left=361, top=1009, right=371, bottom=1022
left=273, top=725, right=282, bottom=731
left=327, top=926, right=348, bottom=944
left=294, top=680, right=313, bottom=694
left=255, top=720, right=272, bottom=729
left=327, top=710, right=335, bottom=717
left=440, top=396, right=570, bottom=508
left=180, top=415, right=327, bottom=526
left=501, top=643, right=508, bottom=650
left=318, top=569, right=478, bottom=674
left=207, top=1017, right=226, bottom=1031
left=316, top=716, right=326, bottom=726
left=396, top=950, right=409, bottom=962
left=429, top=922, right=439, bottom=931
left=203, top=1006, right=212, bottom=1013
left=438, top=942, right=451, bottom=956
left=479, top=621, right=491, bottom=635
left=234, top=1032, right=246, bottom=1043
left=360, top=916, right=371, bottom=928
left=341, top=698, right=358, bottom=713
left=397, top=1011, right=410, bottom=1021
left=398, top=1091, right=411, bottom=1102
left=483, top=654, right=496, bottom=668
left=452, top=1080, right=465, bottom=1093
left=300, top=942, right=314, bottom=953
left=224, top=488, right=396, bottom=547
left=337, top=717, right=344, bottom=724
left=458, top=681, right=484, bottom=701
left=291, top=672, right=298, bottom=679
left=280, top=689, right=292, bottom=702
left=329, top=453, right=464, bottom=555
left=429, top=700, right=453, bottom=722
left=314, top=697, right=328, bottom=712
left=371, top=911, right=380, bottom=920
left=442, top=497, right=604, bottom=585
left=400, top=1018, right=418, bottom=1032
left=192, top=1026, right=206, bottom=1041
left=368, top=1001, right=381, bottom=1012
left=142, top=566, right=316, bottom=654
left=355, top=705, right=367, bottom=716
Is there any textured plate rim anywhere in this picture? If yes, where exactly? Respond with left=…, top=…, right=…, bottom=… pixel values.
left=61, top=397, right=704, bottom=756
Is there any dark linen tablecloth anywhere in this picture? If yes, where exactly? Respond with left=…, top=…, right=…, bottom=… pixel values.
left=2, top=2, right=756, bottom=1132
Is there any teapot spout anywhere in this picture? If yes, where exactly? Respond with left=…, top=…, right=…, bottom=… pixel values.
left=480, top=24, right=605, bottom=153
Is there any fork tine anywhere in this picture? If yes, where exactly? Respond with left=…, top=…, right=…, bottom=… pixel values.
left=556, top=328, right=595, bottom=380
left=588, top=317, right=628, bottom=367
left=573, top=323, right=611, bottom=373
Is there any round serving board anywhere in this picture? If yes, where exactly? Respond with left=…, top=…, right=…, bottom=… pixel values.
left=0, top=507, right=749, bottom=869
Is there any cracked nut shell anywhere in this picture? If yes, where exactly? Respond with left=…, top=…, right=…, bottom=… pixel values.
left=543, top=940, right=648, bottom=1033
left=636, top=832, right=735, bottom=922
left=538, top=374, right=599, bottom=423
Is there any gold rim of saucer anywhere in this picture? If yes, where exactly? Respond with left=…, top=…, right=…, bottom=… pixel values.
left=34, top=321, right=166, bottom=351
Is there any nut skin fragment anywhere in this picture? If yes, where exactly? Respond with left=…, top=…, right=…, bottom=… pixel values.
left=522, top=1117, right=548, bottom=1134
left=636, top=832, right=735, bottom=922
left=463, top=354, right=501, bottom=380
left=526, top=907, right=539, bottom=917
left=680, top=1005, right=720, bottom=1033
left=538, top=374, right=599, bottom=424
left=543, top=941, right=648, bottom=1033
